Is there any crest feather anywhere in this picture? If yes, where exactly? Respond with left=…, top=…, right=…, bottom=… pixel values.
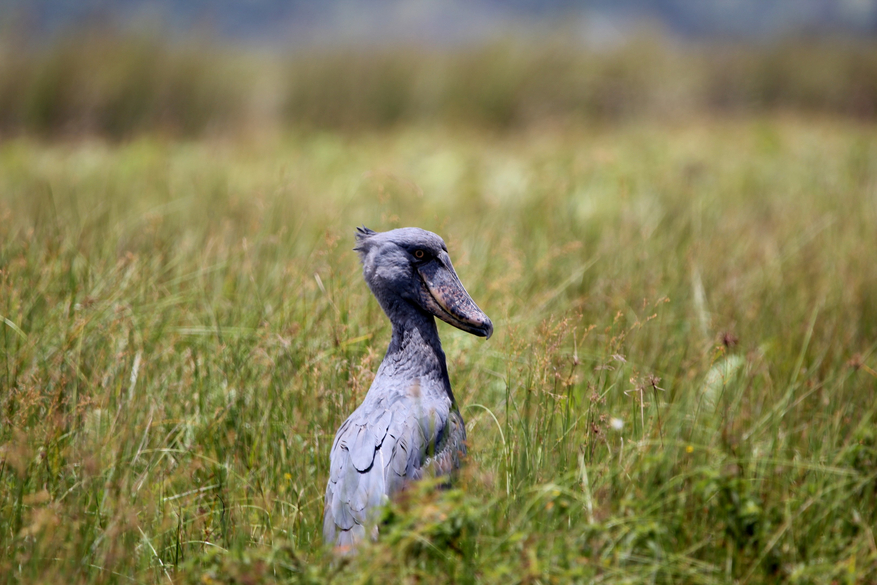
left=354, top=225, right=377, bottom=256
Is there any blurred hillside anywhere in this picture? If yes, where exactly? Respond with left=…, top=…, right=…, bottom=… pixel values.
left=1, top=29, right=877, bottom=139
left=5, top=0, right=877, bottom=43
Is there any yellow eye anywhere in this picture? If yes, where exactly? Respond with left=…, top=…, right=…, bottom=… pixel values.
left=414, top=250, right=425, bottom=259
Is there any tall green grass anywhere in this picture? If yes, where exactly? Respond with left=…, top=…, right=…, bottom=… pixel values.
left=1, top=118, right=877, bottom=583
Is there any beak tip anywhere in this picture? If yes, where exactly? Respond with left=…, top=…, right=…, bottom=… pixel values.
left=483, top=319, right=494, bottom=340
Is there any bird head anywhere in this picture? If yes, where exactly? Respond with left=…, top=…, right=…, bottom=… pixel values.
left=354, top=226, right=493, bottom=339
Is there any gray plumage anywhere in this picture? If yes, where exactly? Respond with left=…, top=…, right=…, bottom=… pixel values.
left=323, top=226, right=492, bottom=548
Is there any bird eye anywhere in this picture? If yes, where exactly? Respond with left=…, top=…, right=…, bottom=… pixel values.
left=414, top=250, right=425, bottom=259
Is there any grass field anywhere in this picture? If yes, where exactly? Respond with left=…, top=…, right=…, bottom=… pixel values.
left=1, top=117, right=877, bottom=584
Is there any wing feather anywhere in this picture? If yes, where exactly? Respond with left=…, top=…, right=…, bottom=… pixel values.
left=323, top=397, right=465, bottom=547
left=350, top=425, right=374, bottom=472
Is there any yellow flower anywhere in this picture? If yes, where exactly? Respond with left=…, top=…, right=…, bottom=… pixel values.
left=686, top=445, right=694, bottom=454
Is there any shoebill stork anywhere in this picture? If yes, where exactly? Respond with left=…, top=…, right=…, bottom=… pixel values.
left=323, top=226, right=493, bottom=548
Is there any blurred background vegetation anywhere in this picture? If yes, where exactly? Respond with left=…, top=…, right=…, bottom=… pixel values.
left=1, top=18, right=877, bottom=138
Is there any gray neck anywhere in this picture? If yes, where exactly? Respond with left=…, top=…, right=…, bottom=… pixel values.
left=371, top=301, right=454, bottom=401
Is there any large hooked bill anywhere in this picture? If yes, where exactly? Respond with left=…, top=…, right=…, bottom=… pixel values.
left=417, top=254, right=493, bottom=339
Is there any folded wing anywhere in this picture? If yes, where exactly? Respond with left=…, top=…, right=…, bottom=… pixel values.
left=323, top=398, right=466, bottom=546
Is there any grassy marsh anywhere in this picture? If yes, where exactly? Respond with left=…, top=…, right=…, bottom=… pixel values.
left=1, top=118, right=877, bottom=583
